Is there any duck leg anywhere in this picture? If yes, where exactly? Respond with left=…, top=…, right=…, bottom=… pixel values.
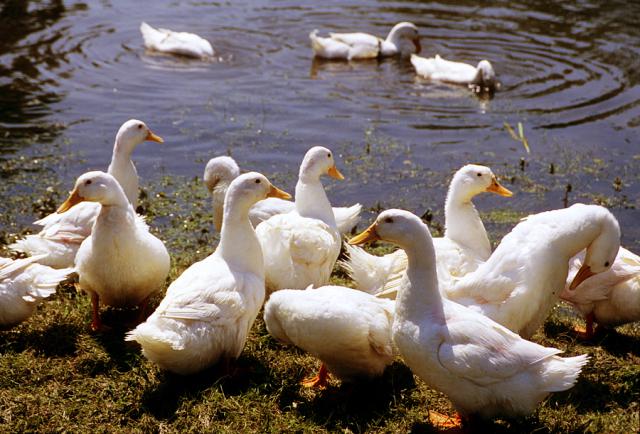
left=136, top=295, right=152, bottom=324
left=573, top=312, right=595, bottom=340
left=301, top=363, right=329, bottom=388
left=90, top=292, right=103, bottom=332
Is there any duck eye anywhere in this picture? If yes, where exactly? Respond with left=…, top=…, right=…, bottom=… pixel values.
left=85, top=180, right=92, bottom=185
left=255, top=179, right=261, bottom=184
left=477, top=173, right=482, bottom=177
left=327, top=153, right=331, bottom=158
left=137, top=124, right=143, bottom=129
left=384, top=217, right=394, bottom=223
left=604, top=261, right=610, bottom=267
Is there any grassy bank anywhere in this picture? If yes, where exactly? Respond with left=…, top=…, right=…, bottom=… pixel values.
left=0, top=155, right=638, bottom=433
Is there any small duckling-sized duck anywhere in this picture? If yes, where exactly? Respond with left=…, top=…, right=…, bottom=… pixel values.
left=59, top=171, right=170, bottom=331
left=310, top=22, right=420, bottom=60
left=126, top=173, right=290, bottom=375
left=351, top=209, right=589, bottom=427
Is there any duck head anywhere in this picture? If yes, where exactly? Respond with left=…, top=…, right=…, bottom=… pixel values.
left=224, top=171, right=291, bottom=213
left=471, top=60, right=497, bottom=91
left=569, top=206, right=621, bottom=289
left=113, top=119, right=163, bottom=155
left=298, top=146, right=344, bottom=183
left=203, top=156, right=241, bottom=192
left=450, top=164, right=513, bottom=202
left=58, top=171, right=127, bottom=212
left=350, top=209, right=427, bottom=249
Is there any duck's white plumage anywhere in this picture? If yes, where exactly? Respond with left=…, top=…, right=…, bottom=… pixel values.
left=0, top=255, right=72, bottom=328
left=10, top=120, right=161, bottom=268
left=561, top=247, right=640, bottom=331
left=66, top=171, right=170, bottom=330
left=310, top=22, right=420, bottom=60
left=342, top=164, right=512, bottom=296
left=127, top=172, right=291, bottom=375
left=351, top=209, right=589, bottom=421
left=445, top=204, right=621, bottom=338
left=264, top=285, right=395, bottom=383
left=255, top=146, right=343, bottom=293
left=140, top=22, right=214, bottom=58
left=203, top=156, right=361, bottom=235
left=411, top=54, right=497, bottom=90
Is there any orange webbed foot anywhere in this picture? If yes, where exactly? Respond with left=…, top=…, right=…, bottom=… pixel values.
left=428, top=410, right=464, bottom=432
left=300, top=363, right=329, bottom=389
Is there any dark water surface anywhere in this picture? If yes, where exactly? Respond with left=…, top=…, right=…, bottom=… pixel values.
left=1, top=0, right=639, bottom=247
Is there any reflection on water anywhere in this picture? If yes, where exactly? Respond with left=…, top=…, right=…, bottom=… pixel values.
left=0, top=0, right=638, bottom=245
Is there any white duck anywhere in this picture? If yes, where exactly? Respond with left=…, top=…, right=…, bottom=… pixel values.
left=310, top=22, right=420, bottom=60
left=444, top=204, right=621, bottom=339
left=264, top=285, right=395, bottom=388
left=126, top=173, right=290, bottom=375
left=0, top=255, right=72, bottom=329
left=255, top=146, right=343, bottom=293
left=203, top=155, right=362, bottom=235
left=350, top=209, right=589, bottom=426
left=343, top=164, right=513, bottom=295
left=411, top=54, right=497, bottom=91
left=10, top=120, right=162, bottom=268
left=561, top=246, right=640, bottom=339
left=140, top=22, right=214, bottom=59
left=59, top=171, right=170, bottom=331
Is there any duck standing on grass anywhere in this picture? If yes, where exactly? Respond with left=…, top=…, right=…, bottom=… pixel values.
left=58, top=171, right=170, bottom=331
left=126, top=173, right=290, bottom=375
left=342, top=164, right=513, bottom=296
left=10, top=119, right=163, bottom=268
left=310, top=22, right=420, bottom=60
left=350, top=209, right=589, bottom=428
left=255, top=146, right=344, bottom=293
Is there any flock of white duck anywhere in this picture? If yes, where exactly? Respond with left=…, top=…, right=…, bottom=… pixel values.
left=1, top=19, right=638, bottom=429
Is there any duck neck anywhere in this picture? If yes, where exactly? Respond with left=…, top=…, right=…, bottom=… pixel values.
left=395, top=224, right=443, bottom=321
left=218, top=198, right=264, bottom=275
left=379, top=39, right=397, bottom=56
left=444, top=185, right=490, bottom=259
left=546, top=211, right=603, bottom=259
left=108, top=140, right=139, bottom=208
left=211, top=182, right=231, bottom=232
left=295, top=176, right=337, bottom=228
left=95, top=194, right=135, bottom=230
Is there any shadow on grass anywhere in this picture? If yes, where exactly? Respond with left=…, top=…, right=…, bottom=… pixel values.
left=290, top=362, right=416, bottom=432
left=0, top=322, right=81, bottom=357
left=597, top=328, right=640, bottom=357
left=544, top=318, right=640, bottom=357
left=140, top=353, right=271, bottom=420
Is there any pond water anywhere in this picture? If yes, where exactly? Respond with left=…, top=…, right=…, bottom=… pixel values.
left=1, top=0, right=639, bottom=248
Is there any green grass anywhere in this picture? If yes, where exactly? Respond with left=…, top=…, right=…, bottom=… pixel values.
left=0, top=160, right=639, bottom=433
